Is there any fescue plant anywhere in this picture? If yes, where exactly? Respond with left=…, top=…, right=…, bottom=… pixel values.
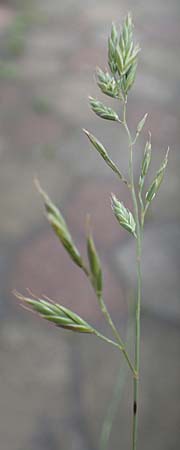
left=14, top=13, right=169, bottom=450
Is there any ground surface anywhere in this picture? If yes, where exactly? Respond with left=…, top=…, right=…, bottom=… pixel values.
left=0, top=1, right=179, bottom=449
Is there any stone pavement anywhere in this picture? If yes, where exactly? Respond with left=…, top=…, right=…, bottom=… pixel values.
left=0, top=0, right=180, bottom=449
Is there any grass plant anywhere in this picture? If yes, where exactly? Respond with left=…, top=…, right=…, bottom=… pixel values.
left=14, top=13, right=169, bottom=450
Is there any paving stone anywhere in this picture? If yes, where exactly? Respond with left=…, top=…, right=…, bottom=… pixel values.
left=116, top=223, right=180, bottom=321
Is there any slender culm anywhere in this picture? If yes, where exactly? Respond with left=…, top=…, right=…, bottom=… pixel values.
left=15, top=13, right=169, bottom=450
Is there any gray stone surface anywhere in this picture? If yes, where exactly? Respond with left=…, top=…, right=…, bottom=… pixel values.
left=116, top=224, right=180, bottom=321
left=80, top=315, right=180, bottom=450
left=0, top=319, right=72, bottom=450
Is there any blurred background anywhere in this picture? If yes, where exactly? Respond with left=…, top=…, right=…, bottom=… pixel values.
left=0, top=0, right=179, bottom=449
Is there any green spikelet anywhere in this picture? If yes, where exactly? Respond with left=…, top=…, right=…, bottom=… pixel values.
left=14, top=291, right=94, bottom=334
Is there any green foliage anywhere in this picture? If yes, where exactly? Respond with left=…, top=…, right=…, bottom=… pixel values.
left=136, top=113, right=148, bottom=135
left=107, top=13, right=140, bottom=96
left=14, top=291, right=94, bottom=333
left=87, top=231, right=102, bottom=298
left=111, top=194, right=136, bottom=237
left=145, top=148, right=169, bottom=203
left=139, top=136, right=152, bottom=191
left=35, top=179, right=86, bottom=272
left=15, top=13, right=170, bottom=450
left=108, top=22, right=118, bottom=74
left=83, top=129, right=127, bottom=183
left=96, top=68, right=123, bottom=99
left=89, top=97, right=119, bottom=121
